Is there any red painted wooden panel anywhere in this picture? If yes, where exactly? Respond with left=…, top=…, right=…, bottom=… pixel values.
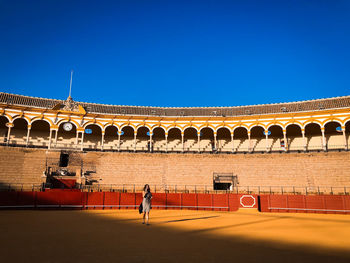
left=86, top=192, right=104, bottom=208
left=343, top=196, right=350, bottom=213
left=119, top=193, right=136, bottom=209
left=238, top=194, right=258, bottom=208
left=305, top=195, right=325, bottom=213
left=324, top=195, right=344, bottom=214
left=228, top=194, right=239, bottom=211
left=258, top=195, right=270, bottom=212
left=182, top=193, right=197, bottom=210
left=152, top=193, right=166, bottom=209
left=0, top=192, right=17, bottom=206
left=197, top=193, right=212, bottom=210
left=269, top=195, right=288, bottom=212
left=286, top=195, right=305, bottom=213
left=59, top=190, right=83, bottom=206
left=213, top=194, right=228, bottom=211
left=103, top=192, right=119, bottom=209
left=17, top=191, right=36, bottom=206
left=166, top=193, right=181, bottom=209
left=135, top=193, right=143, bottom=208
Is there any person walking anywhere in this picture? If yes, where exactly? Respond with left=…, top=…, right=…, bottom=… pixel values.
left=142, top=184, right=152, bottom=225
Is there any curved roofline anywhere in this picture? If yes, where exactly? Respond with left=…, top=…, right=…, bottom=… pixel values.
left=1, top=91, right=350, bottom=109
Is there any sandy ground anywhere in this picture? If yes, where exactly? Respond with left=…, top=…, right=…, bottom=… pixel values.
left=0, top=209, right=350, bottom=263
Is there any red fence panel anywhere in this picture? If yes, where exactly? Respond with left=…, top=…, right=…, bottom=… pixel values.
left=166, top=193, right=181, bottom=209
left=120, top=193, right=136, bottom=209
left=212, top=194, right=228, bottom=211
left=286, top=195, right=305, bottom=213
left=86, top=192, right=104, bottom=209
left=152, top=193, right=166, bottom=209
left=228, top=194, right=239, bottom=211
left=324, top=195, right=345, bottom=214
left=182, top=193, right=197, bottom=210
left=305, top=195, right=325, bottom=213
left=0, top=192, right=17, bottom=207
left=269, top=195, right=288, bottom=212
left=197, top=193, right=212, bottom=210
left=238, top=194, right=258, bottom=209
left=103, top=192, right=119, bottom=209
left=16, top=192, right=36, bottom=207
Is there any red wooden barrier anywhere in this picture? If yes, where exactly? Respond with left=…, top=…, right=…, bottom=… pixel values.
left=119, top=193, right=136, bottom=209
left=197, top=193, right=212, bottom=210
left=166, top=193, right=181, bottom=209
left=103, top=192, right=119, bottom=209
left=152, top=193, right=166, bottom=209
left=182, top=193, right=197, bottom=210
left=86, top=192, right=104, bottom=209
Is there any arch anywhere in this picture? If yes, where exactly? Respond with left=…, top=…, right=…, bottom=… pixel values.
left=10, top=118, right=28, bottom=145
left=267, top=125, right=284, bottom=152
left=151, top=125, right=166, bottom=133
left=303, top=120, right=323, bottom=129
left=104, top=125, right=119, bottom=150
left=249, top=123, right=266, bottom=132
left=304, top=122, right=322, bottom=133
left=250, top=126, right=265, bottom=152
left=233, top=125, right=249, bottom=133
left=324, top=121, right=343, bottom=150
left=56, top=118, right=80, bottom=129
left=152, top=127, right=166, bottom=152
left=323, top=118, right=343, bottom=127
left=136, top=124, right=152, bottom=132
left=304, top=122, right=322, bottom=150
left=167, top=127, right=182, bottom=152
left=103, top=123, right=120, bottom=131
left=286, top=124, right=303, bottom=151
left=182, top=125, right=198, bottom=132
left=285, top=121, right=303, bottom=129
left=30, top=117, right=53, bottom=127
left=12, top=115, right=30, bottom=124
left=216, top=127, right=231, bottom=152
left=84, top=124, right=102, bottom=150
left=199, top=125, right=215, bottom=133
left=83, top=121, right=104, bottom=130
left=0, top=116, right=9, bottom=143
left=56, top=121, right=78, bottom=149
left=266, top=122, right=284, bottom=130
left=29, top=120, right=50, bottom=147
left=184, top=127, right=198, bottom=152
left=200, top=127, right=215, bottom=152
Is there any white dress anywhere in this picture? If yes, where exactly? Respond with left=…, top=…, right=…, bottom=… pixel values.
left=142, top=192, right=152, bottom=213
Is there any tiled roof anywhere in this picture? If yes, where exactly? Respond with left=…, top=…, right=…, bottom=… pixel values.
left=1, top=92, right=350, bottom=117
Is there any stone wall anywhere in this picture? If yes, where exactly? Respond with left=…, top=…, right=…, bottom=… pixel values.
left=0, top=146, right=349, bottom=190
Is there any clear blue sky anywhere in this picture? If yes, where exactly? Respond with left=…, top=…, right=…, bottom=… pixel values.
left=1, top=0, right=349, bottom=107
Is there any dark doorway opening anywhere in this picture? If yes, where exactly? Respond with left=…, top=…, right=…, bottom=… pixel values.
left=214, top=182, right=232, bottom=190
left=59, top=152, right=69, bottom=167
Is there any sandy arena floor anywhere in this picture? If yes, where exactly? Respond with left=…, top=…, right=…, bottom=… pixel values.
left=0, top=209, right=350, bottom=263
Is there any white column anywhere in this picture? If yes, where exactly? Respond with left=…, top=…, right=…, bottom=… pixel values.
left=48, top=129, right=53, bottom=149
left=118, top=131, right=121, bottom=151
left=283, top=130, right=288, bottom=151
left=26, top=125, right=31, bottom=147
left=248, top=132, right=251, bottom=152
left=214, top=133, right=217, bottom=152
left=54, top=129, right=58, bottom=147
left=231, top=132, right=234, bottom=152
left=265, top=130, right=269, bottom=152
left=80, top=132, right=84, bottom=151
left=165, top=134, right=168, bottom=152
left=75, top=131, right=79, bottom=148
left=6, top=126, right=12, bottom=145
left=197, top=132, right=200, bottom=153
left=101, top=132, right=104, bottom=151
left=134, top=132, right=137, bottom=152
left=342, top=126, right=347, bottom=150
left=181, top=132, right=184, bottom=152
left=321, top=128, right=326, bottom=151
left=302, top=129, right=307, bottom=151
left=149, top=132, right=153, bottom=152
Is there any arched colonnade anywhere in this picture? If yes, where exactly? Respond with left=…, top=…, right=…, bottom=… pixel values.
left=0, top=115, right=349, bottom=153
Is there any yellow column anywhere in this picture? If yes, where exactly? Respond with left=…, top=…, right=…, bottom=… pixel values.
left=181, top=132, right=184, bottom=152
left=6, top=123, right=13, bottom=144
left=26, top=125, right=31, bottom=147
left=197, top=131, right=200, bottom=153
left=134, top=132, right=137, bottom=152
left=342, top=126, right=347, bottom=150
left=118, top=131, right=121, bottom=151
left=101, top=131, right=105, bottom=151
left=149, top=132, right=153, bottom=152
left=321, top=127, right=326, bottom=151
left=231, top=131, right=234, bottom=152
left=283, top=129, right=288, bottom=151
left=248, top=131, right=251, bottom=152
left=165, top=133, right=168, bottom=153
left=302, top=129, right=307, bottom=151
left=265, top=129, right=269, bottom=152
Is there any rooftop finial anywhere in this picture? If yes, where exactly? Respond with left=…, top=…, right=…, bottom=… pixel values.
left=69, top=70, right=73, bottom=98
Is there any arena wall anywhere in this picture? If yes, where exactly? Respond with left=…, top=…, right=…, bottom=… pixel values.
left=1, top=146, right=349, bottom=191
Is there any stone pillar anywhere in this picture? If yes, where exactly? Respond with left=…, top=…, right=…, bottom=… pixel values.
left=149, top=132, right=153, bottom=152
left=197, top=132, right=201, bottom=153
left=248, top=131, right=251, bottom=152
left=101, top=132, right=104, bottom=151
left=54, top=129, right=58, bottom=147
left=118, top=131, right=121, bottom=151
left=283, top=129, right=288, bottom=151
left=231, top=132, right=234, bottom=152
left=26, top=125, right=31, bottom=147
left=75, top=131, right=79, bottom=149
left=342, top=126, right=347, bottom=150
left=181, top=132, right=184, bottom=152
left=265, top=130, right=269, bottom=152
left=6, top=123, right=13, bottom=144
left=302, top=129, right=307, bottom=151
left=165, top=133, right=168, bottom=152
left=214, top=132, right=217, bottom=152
left=134, top=132, right=137, bottom=152
left=80, top=132, right=84, bottom=151
left=48, top=129, right=53, bottom=149
left=321, top=127, right=326, bottom=151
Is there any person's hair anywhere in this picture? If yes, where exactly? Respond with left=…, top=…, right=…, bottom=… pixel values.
left=143, top=184, right=150, bottom=192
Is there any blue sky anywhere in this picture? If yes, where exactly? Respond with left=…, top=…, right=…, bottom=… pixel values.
left=1, top=0, right=350, bottom=107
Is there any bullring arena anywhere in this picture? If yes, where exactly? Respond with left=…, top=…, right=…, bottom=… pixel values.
left=1, top=92, right=350, bottom=262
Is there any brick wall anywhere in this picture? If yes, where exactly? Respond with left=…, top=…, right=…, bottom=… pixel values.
left=0, top=146, right=349, bottom=189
